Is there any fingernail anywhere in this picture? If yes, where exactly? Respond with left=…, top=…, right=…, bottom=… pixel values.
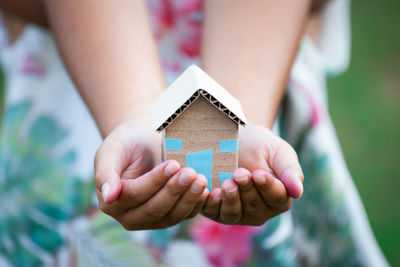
left=179, top=171, right=192, bottom=185
left=211, top=188, right=222, bottom=204
left=196, top=174, right=208, bottom=189
left=101, top=182, right=110, bottom=203
left=234, top=175, right=249, bottom=185
left=282, top=168, right=301, bottom=182
left=253, top=173, right=266, bottom=185
left=190, top=181, right=204, bottom=194
left=164, top=161, right=180, bottom=176
left=212, top=191, right=221, bottom=204
left=297, top=179, right=304, bottom=198
left=225, top=187, right=237, bottom=198
left=282, top=168, right=303, bottom=198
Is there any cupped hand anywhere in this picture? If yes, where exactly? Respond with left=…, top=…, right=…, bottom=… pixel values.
left=202, top=125, right=304, bottom=226
left=94, top=123, right=209, bottom=230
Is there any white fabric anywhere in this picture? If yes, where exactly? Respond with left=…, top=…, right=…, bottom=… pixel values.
left=319, top=0, right=352, bottom=75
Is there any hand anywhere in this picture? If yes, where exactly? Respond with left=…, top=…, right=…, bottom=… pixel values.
left=202, top=125, right=304, bottom=226
left=94, top=123, right=209, bottom=230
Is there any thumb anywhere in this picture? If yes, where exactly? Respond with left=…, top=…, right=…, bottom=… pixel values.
left=94, top=141, right=125, bottom=204
left=271, top=140, right=304, bottom=198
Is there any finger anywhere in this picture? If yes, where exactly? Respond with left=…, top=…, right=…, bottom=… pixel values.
left=270, top=141, right=304, bottom=198
left=166, top=174, right=208, bottom=224
left=98, top=160, right=180, bottom=217
left=253, top=169, right=291, bottom=211
left=220, top=180, right=242, bottom=224
left=121, top=167, right=197, bottom=227
left=201, top=188, right=222, bottom=219
left=117, top=160, right=180, bottom=207
left=233, top=168, right=265, bottom=216
left=187, top=188, right=209, bottom=219
left=94, top=140, right=127, bottom=204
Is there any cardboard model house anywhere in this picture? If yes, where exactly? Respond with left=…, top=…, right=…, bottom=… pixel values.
left=151, top=65, right=247, bottom=190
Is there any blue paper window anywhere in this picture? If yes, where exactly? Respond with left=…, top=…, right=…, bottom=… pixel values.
left=219, top=139, right=239, bottom=153
left=218, top=172, right=232, bottom=184
left=165, top=138, right=182, bottom=151
left=186, top=149, right=213, bottom=191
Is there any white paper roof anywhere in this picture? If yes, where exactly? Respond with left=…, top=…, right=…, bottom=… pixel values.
left=151, top=65, right=248, bottom=132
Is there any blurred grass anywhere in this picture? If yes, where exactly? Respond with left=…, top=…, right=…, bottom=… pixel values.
left=327, top=0, right=400, bottom=265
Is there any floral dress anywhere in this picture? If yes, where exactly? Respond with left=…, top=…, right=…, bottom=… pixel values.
left=0, top=0, right=388, bottom=266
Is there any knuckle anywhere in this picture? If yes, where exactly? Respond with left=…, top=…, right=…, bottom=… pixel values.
left=120, top=219, right=143, bottom=231
left=126, top=184, right=141, bottom=204
left=247, top=197, right=261, bottom=207
left=262, top=177, right=275, bottom=191
left=99, top=202, right=112, bottom=216
left=273, top=199, right=292, bottom=213
left=151, top=173, right=166, bottom=188
left=201, top=209, right=218, bottom=220
left=256, top=176, right=273, bottom=192
left=224, top=197, right=239, bottom=206
left=167, top=214, right=183, bottom=225
left=145, top=206, right=164, bottom=221
left=119, top=214, right=145, bottom=231
left=276, top=196, right=291, bottom=208
left=121, top=222, right=136, bottom=231
left=244, top=203, right=263, bottom=215
left=184, top=196, right=199, bottom=207
left=166, top=183, right=183, bottom=197
left=221, top=210, right=242, bottom=224
left=239, top=184, right=254, bottom=193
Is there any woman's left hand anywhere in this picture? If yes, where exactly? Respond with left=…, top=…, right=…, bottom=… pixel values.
left=201, top=125, right=304, bottom=225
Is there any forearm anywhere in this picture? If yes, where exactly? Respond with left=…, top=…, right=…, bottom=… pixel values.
left=202, top=0, right=311, bottom=129
left=44, top=0, right=164, bottom=137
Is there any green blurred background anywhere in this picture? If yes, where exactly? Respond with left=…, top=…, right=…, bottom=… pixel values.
left=328, top=0, right=400, bottom=265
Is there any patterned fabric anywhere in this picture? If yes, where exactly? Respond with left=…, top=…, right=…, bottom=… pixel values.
left=0, top=0, right=387, bottom=266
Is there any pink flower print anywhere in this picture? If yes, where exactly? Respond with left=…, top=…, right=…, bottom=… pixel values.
left=291, top=80, right=322, bottom=127
left=162, top=59, right=182, bottom=73
left=148, top=0, right=174, bottom=39
left=20, top=53, right=45, bottom=76
left=190, top=217, right=264, bottom=267
left=171, top=0, right=203, bottom=57
left=175, top=16, right=202, bottom=57
left=309, top=101, right=321, bottom=126
left=147, top=0, right=203, bottom=57
left=171, top=0, right=202, bottom=14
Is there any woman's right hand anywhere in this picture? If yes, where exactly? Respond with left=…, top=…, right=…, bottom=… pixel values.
left=94, top=123, right=209, bottom=230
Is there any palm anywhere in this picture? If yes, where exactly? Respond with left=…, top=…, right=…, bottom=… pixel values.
left=107, top=123, right=162, bottom=180
left=120, top=143, right=157, bottom=180
left=239, top=125, right=279, bottom=175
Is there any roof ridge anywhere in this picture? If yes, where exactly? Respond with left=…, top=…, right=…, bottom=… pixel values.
left=151, top=65, right=247, bottom=132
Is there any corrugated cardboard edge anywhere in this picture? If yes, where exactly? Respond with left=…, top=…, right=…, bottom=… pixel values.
left=151, top=65, right=248, bottom=132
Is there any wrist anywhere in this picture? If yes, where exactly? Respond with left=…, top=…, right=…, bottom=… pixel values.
left=243, top=106, right=277, bottom=130
left=100, top=113, right=154, bottom=139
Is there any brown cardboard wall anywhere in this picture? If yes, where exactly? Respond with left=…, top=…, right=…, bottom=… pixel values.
left=165, top=95, right=238, bottom=188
